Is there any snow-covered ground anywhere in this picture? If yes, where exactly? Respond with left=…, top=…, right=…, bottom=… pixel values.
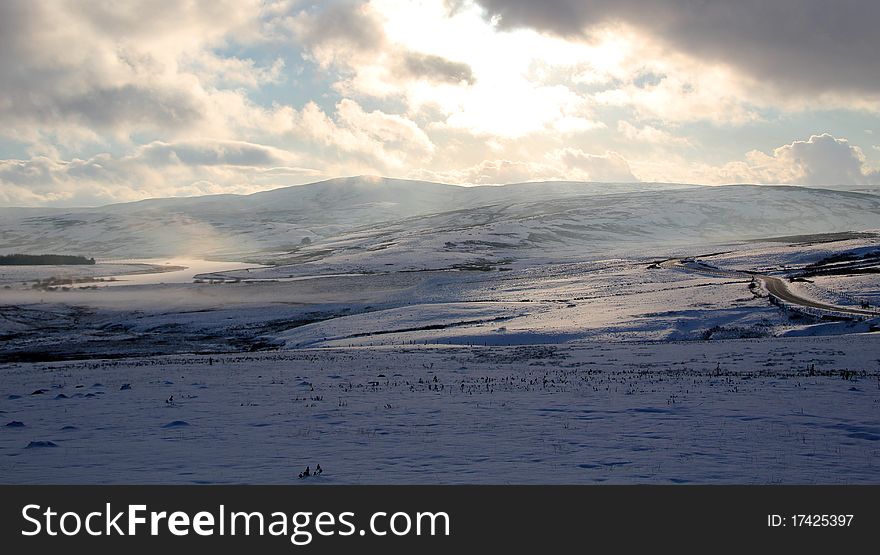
left=1, top=236, right=879, bottom=484
left=2, top=179, right=879, bottom=265
left=0, top=262, right=173, bottom=287
left=706, top=233, right=879, bottom=274
left=2, top=337, right=878, bottom=484
left=2, top=234, right=877, bottom=358
left=696, top=235, right=880, bottom=313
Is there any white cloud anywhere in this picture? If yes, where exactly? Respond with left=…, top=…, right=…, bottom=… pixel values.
left=137, top=140, right=292, bottom=167
left=294, top=99, right=435, bottom=171
left=553, top=148, right=637, bottom=182
left=622, top=134, right=880, bottom=187
left=290, top=1, right=608, bottom=138
left=716, top=134, right=879, bottom=186
left=413, top=159, right=556, bottom=184
left=617, top=120, right=691, bottom=146
left=183, top=53, right=286, bottom=89
left=412, top=148, right=636, bottom=184
left=0, top=0, right=277, bottom=146
left=590, top=47, right=763, bottom=125
left=0, top=140, right=322, bottom=206
left=0, top=95, right=438, bottom=206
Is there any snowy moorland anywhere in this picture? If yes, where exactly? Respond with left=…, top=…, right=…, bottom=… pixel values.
left=1, top=178, right=878, bottom=483
left=2, top=338, right=878, bottom=484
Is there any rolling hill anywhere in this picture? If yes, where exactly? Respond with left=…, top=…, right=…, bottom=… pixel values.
left=0, top=177, right=877, bottom=265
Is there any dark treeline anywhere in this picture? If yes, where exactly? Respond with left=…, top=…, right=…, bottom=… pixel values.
left=0, top=254, right=96, bottom=265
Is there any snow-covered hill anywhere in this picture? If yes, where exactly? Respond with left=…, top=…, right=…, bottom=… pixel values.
left=0, top=177, right=877, bottom=264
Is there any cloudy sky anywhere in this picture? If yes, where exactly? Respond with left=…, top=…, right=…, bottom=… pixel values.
left=2, top=0, right=880, bottom=206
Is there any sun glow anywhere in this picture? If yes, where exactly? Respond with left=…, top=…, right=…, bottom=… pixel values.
left=371, top=0, right=629, bottom=138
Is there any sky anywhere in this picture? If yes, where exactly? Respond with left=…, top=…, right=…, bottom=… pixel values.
left=1, top=0, right=880, bottom=206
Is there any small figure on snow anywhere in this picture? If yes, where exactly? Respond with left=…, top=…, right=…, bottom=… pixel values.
left=315, top=464, right=323, bottom=476
left=298, top=465, right=310, bottom=479
left=165, top=395, right=174, bottom=405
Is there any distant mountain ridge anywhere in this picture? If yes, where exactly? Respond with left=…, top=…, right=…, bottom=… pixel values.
left=0, top=177, right=877, bottom=262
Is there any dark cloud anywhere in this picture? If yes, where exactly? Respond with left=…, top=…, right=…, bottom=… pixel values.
left=399, top=52, right=475, bottom=84
left=0, top=80, right=204, bottom=140
left=51, top=86, right=203, bottom=130
left=294, top=1, right=385, bottom=52
left=473, top=0, right=880, bottom=95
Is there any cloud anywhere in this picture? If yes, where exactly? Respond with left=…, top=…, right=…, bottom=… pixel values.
left=289, top=2, right=476, bottom=93
left=0, top=0, right=443, bottom=203
left=378, top=2, right=766, bottom=130
left=553, top=148, right=637, bottom=182
left=617, top=121, right=691, bottom=146
left=414, top=149, right=637, bottom=184
left=414, top=159, right=555, bottom=184
left=716, top=134, right=880, bottom=186
left=184, top=54, right=286, bottom=88
left=294, top=99, right=436, bottom=170
left=288, top=2, right=608, bottom=138
left=46, top=85, right=205, bottom=132
left=289, top=2, right=386, bottom=68
left=473, top=0, right=880, bottom=97
left=398, top=52, right=475, bottom=84
left=137, top=140, right=290, bottom=167
left=0, top=0, right=275, bottom=145
left=0, top=139, right=322, bottom=206
left=0, top=93, right=439, bottom=206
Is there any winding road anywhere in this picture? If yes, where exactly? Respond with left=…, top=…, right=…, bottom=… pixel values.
left=660, top=259, right=878, bottom=317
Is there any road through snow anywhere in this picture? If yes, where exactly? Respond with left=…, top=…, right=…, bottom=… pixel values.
left=661, top=259, right=878, bottom=317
